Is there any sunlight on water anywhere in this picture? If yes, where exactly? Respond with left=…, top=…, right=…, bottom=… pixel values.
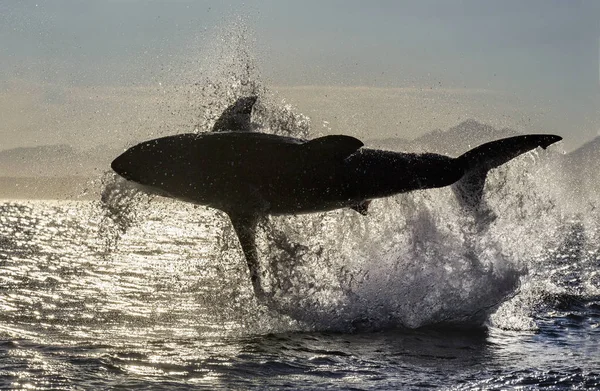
left=1, top=16, right=599, bottom=391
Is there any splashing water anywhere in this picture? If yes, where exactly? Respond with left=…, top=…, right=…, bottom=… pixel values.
left=250, top=159, right=561, bottom=330
left=98, top=95, right=569, bottom=333
left=90, top=20, right=587, bottom=334
left=98, top=173, right=154, bottom=251
left=2, top=18, right=600, bottom=391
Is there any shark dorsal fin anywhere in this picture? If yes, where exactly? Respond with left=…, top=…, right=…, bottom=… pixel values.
left=212, top=96, right=258, bottom=132
left=303, top=135, right=364, bottom=161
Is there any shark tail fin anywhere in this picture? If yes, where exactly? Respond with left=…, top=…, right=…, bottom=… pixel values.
left=452, top=134, right=561, bottom=209
left=212, top=96, right=258, bottom=132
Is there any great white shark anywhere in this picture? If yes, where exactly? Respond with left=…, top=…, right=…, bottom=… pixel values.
left=111, top=96, right=562, bottom=300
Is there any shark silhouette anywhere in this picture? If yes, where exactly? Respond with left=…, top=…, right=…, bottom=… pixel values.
left=111, top=97, right=561, bottom=300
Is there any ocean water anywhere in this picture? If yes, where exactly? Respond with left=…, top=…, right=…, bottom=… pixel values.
left=1, top=19, right=599, bottom=390
left=0, top=156, right=599, bottom=390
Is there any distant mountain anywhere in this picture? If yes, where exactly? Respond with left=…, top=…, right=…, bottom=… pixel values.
left=414, top=119, right=519, bottom=156
left=564, top=136, right=600, bottom=166
left=0, top=144, right=121, bottom=199
left=367, top=119, right=520, bottom=155
left=556, top=136, right=600, bottom=204
left=559, top=136, right=600, bottom=182
left=364, top=137, right=422, bottom=152
left=0, top=176, right=90, bottom=200
left=0, top=144, right=121, bottom=177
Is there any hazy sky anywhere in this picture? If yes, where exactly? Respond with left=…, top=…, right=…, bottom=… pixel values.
left=0, top=0, right=599, bottom=150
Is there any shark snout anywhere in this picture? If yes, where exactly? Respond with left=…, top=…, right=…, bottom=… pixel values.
left=111, top=151, right=135, bottom=180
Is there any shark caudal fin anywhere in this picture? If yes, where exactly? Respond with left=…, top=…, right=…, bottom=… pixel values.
left=452, top=134, right=562, bottom=209
left=212, top=96, right=258, bottom=132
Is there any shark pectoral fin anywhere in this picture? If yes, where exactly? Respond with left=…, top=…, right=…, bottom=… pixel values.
left=212, top=96, right=258, bottom=132
left=227, top=212, right=266, bottom=300
left=303, top=135, right=364, bottom=161
left=350, top=200, right=371, bottom=216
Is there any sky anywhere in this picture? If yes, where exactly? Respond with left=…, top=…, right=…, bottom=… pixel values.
left=0, top=0, right=599, bottom=150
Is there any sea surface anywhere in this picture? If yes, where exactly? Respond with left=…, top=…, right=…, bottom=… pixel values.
left=0, top=156, right=599, bottom=389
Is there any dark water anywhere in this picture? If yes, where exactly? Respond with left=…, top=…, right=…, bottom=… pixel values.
left=1, top=9, right=598, bottom=389
left=0, top=166, right=599, bottom=390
